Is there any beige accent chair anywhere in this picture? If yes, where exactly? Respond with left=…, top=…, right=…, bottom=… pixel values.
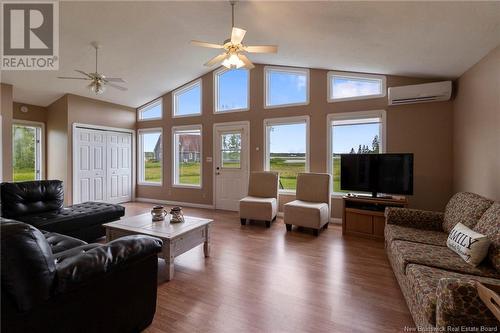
left=239, top=171, right=279, bottom=228
left=284, top=173, right=331, bottom=236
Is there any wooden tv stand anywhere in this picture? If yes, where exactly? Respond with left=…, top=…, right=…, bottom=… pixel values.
left=342, top=195, right=408, bottom=240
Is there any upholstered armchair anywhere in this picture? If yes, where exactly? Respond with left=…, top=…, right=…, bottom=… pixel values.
left=239, top=171, right=279, bottom=228
left=284, top=173, right=331, bottom=236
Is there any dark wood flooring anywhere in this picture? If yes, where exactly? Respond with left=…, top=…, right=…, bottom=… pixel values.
left=122, top=202, right=413, bottom=333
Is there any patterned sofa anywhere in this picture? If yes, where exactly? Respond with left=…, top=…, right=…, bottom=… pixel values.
left=385, top=192, right=499, bottom=330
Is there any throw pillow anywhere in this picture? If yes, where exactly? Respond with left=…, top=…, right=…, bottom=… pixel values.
left=447, top=222, right=490, bottom=266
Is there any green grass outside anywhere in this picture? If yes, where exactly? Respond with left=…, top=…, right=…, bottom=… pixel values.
left=13, top=168, right=36, bottom=182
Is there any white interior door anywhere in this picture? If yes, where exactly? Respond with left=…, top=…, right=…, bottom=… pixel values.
left=107, top=132, right=132, bottom=204
left=214, top=123, right=249, bottom=211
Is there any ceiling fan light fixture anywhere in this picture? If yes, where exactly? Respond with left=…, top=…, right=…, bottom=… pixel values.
left=89, top=82, right=106, bottom=95
left=222, top=53, right=245, bottom=69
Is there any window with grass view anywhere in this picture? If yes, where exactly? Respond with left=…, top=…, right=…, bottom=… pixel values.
left=138, top=99, right=162, bottom=120
left=265, top=67, right=309, bottom=108
left=173, top=127, right=202, bottom=187
left=12, top=123, right=42, bottom=182
left=221, top=133, right=241, bottom=168
left=173, top=80, right=202, bottom=117
left=328, top=72, right=386, bottom=102
left=139, top=130, right=162, bottom=184
left=330, top=115, right=383, bottom=193
left=265, top=118, right=308, bottom=191
left=215, top=68, right=249, bottom=112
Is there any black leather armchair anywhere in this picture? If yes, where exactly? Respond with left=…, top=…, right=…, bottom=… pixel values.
left=1, top=219, right=163, bottom=333
left=1, top=180, right=125, bottom=241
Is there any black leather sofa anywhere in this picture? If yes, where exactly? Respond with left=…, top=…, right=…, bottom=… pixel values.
left=1, top=219, right=163, bottom=333
left=0, top=180, right=125, bottom=242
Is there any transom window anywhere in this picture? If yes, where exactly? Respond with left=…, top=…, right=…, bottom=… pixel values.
left=138, top=98, right=162, bottom=121
left=172, top=79, right=202, bottom=117
left=327, top=111, right=386, bottom=193
left=328, top=72, right=386, bottom=102
left=221, top=132, right=242, bottom=168
left=214, top=68, right=249, bottom=113
left=172, top=125, right=202, bottom=187
left=138, top=128, right=162, bottom=185
left=264, top=116, right=309, bottom=191
left=265, top=66, right=309, bottom=108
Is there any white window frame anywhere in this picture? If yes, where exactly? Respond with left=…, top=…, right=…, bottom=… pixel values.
left=326, top=110, right=387, bottom=196
left=138, top=127, right=163, bottom=186
left=172, top=124, right=203, bottom=189
left=264, top=66, right=310, bottom=109
left=137, top=98, right=163, bottom=121
left=172, top=79, right=202, bottom=118
left=263, top=115, right=310, bottom=194
left=327, top=71, right=386, bottom=103
left=12, top=120, right=45, bottom=181
left=213, top=67, right=250, bottom=114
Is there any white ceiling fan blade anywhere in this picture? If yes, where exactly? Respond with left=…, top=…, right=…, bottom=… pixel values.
left=104, top=77, right=126, bottom=83
left=204, top=53, right=228, bottom=67
left=191, top=40, right=224, bottom=49
left=231, top=27, right=246, bottom=45
left=107, top=82, right=128, bottom=91
left=244, top=45, right=278, bottom=54
left=57, top=76, right=91, bottom=80
left=238, top=54, right=255, bottom=69
left=75, top=69, right=93, bottom=78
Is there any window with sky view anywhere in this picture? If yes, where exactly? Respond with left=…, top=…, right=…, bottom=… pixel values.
left=266, top=68, right=308, bottom=107
left=141, top=131, right=162, bottom=183
left=216, top=68, right=248, bottom=112
left=174, top=80, right=201, bottom=117
left=329, top=73, right=384, bottom=101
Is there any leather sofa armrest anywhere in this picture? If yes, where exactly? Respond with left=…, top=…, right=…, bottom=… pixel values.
left=435, top=278, right=500, bottom=330
left=55, top=235, right=162, bottom=293
left=385, top=207, right=444, bottom=231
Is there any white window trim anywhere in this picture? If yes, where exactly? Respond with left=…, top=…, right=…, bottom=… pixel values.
left=327, top=71, right=387, bottom=103
left=172, top=124, right=203, bottom=189
left=264, top=66, right=310, bottom=109
left=213, top=67, right=250, bottom=114
left=137, top=98, right=163, bottom=121
left=326, top=110, right=387, bottom=197
left=172, top=79, right=202, bottom=118
left=263, top=115, right=310, bottom=194
left=12, top=120, right=45, bottom=181
left=138, top=127, right=163, bottom=186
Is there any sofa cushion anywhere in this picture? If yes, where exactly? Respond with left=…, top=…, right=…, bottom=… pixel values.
left=390, top=240, right=499, bottom=278
left=41, top=230, right=88, bottom=254
left=284, top=200, right=329, bottom=229
left=240, top=196, right=277, bottom=221
left=385, top=224, right=448, bottom=247
left=17, top=202, right=124, bottom=234
left=473, top=202, right=500, bottom=271
left=405, top=264, right=500, bottom=326
left=443, top=192, right=493, bottom=233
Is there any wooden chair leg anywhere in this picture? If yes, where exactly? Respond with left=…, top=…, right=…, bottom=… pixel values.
left=285, top=224, right=292, bottom=231
left=240, top=218, right=246, bottom=225
left=313, top=229, right=319, bottom=236
left=265, top=221, right=271, bottom=228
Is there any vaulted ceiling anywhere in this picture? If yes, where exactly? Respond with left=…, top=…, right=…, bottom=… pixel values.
left=2, top=1, right=500, bottom=108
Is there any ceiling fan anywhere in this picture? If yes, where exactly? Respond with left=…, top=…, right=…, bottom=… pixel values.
left=57, top=42, right=127, bottom=95
left=191, top=1, right=278, bottom=70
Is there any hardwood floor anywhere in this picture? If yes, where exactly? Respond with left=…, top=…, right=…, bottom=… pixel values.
left=122, top=202, right=414, bottom=333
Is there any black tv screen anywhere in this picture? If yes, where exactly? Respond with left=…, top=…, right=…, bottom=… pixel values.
left=340, top=153, right=413, bottom=196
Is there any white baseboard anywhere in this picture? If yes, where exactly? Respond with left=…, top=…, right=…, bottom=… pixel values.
left=135, top=197, right=215, bottom=210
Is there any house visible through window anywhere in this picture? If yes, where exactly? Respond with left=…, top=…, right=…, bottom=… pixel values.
left=215, top=68, right=249, bottom=113
left=173, top=79, right=202, bottom=117
left=173, top=126, right=202, bottom=187
left=12, top=123, right=43, bottom=181
left=265, top=66, right=309, bottom=108
left=328, top=72, right=386, bottom=102
left=138, top=99, right=162, bottom=120
left=328, top=111, right=385, bottom=193
left=264, top=117, right=309, bottom=191
left=138, top=129, right=162, bottom=185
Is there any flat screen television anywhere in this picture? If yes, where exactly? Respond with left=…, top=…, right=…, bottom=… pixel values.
left=340, top=153, right=413, bottom=197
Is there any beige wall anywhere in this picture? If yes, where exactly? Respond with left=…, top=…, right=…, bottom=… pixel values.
left=13, top=102, right=48, bottom=123
left=137, top=64, right=454, bottom=217
left=453, top=46, right=500, bottom=201
left=1, top=83, right=14, bottom=181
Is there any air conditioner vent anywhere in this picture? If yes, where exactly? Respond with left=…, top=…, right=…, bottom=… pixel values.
left=388, top=81, right=452, bottom=106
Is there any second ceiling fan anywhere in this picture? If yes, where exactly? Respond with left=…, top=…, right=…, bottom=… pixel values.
left=191, top=1, right=278, bottom=70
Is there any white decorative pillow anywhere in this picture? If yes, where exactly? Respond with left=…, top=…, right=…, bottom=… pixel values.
left=447, top=222, right=491, bottom=266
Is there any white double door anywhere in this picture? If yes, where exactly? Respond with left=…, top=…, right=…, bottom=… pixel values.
left=74, top=127, right=132, bottom=204
left=214, top=122, right=249, bottom=211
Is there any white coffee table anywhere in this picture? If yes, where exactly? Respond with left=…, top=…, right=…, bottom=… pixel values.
left=104, top=213, right=213, bottom=281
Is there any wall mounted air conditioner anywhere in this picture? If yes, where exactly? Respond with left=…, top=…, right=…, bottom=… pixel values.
left=388, top=81, right=452, bottom=105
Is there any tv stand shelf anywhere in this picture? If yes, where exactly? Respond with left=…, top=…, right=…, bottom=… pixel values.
left=342, top=195, right=408, bottom=240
